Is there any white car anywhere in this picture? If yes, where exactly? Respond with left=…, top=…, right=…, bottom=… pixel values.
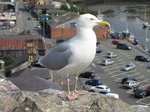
left=36, top=24, right=41, bottom=28
left=90, top=85, right=111, bottom=92
left=124, top=80, right=140, bottom=89
left=106, top=52, right=117, bottom=58
left=101, top=59, right=114, bottom=66
left=99, top=91, right=119, bottom=99
left=121, top=63, right=135, bottom=71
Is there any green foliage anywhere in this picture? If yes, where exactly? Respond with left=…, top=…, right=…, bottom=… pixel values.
left=42, top=8, right=50, bottom=14
left=60, top=4, right=69, bottom=10
left=0, top=55, right=14, bottom=66
left=4, top=66, right=11, bottom=72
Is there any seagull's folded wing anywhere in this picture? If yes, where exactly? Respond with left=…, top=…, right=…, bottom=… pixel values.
left=39, top=43, right=72, bottom=70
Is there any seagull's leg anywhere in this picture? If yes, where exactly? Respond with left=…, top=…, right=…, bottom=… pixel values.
left=72, top=74, right=86, bottom=97
left=67, top=74, right=77, bottom=100
left=49, top=70, right=53, bottom=82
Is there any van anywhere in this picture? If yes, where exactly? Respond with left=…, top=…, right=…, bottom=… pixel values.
left=117, top=43, right=132, bottom=50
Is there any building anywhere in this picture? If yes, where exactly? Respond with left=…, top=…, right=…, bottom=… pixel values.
left=0, top=35, right=45, bottom=63
left=46, top=12, right=110, bottom=39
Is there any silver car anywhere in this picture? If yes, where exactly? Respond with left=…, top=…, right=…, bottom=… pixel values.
left=106, top=52, right=117, bottom=58
left=101, top=59, right=114, bottom=66
left=121, top=63, right=135, bottom=71
left=124, top=80, right=140, bottom=89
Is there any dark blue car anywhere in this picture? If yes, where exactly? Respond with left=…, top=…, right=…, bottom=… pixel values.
left=85, top=78, right=103, bottom=86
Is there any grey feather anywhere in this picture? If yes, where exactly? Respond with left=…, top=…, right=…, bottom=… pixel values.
left=39, top=43, right=72, bottom=70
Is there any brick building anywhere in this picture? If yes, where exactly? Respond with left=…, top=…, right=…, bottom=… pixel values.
left=46, top=12, right=110, bottom=39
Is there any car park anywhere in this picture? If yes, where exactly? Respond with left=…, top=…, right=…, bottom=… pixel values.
left=124, top=80, right=140, bottom=89
left=85, top=78, right=103, bottom=86
left=90, top=85, right=111, bottom=92
left=121, top=77, right=137, bottom=84
left=135, top=55, right=150, bottom=62
left=101, top=59, right=114, bottom=66
left=134, top=89, right=150, bottom=98
left=99, top=91, right=119, bottom=99
left=106, top=52, right=117, bottom=58
left=112, top=40, right=123, bottom=45
left=117, top=43, right=132, bottom=50
left=79, top=71, right=96, bottom=78
left=121, top=63, right=135, bottom=71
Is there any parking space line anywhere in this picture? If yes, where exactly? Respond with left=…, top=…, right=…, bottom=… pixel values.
left=136, top=96, right=150, bottom=105
left=108, top=70, right=123, bottom=75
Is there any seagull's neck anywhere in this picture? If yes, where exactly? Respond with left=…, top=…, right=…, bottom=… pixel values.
left=76, top=27, right=96, bottom=42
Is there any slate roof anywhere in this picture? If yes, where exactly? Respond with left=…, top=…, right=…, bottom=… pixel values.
left=8, top=76, right=62, bottom=91
left=46, top=12, right=79, bottom=28
left=18, top=68, right=51, bottom=79
left=46, top=9, right=67, bottom=15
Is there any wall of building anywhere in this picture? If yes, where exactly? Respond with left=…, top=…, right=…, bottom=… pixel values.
left=51, top=28, right=109, bottom=39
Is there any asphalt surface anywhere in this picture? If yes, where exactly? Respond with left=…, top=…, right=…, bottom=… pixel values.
left=79, top=39, right=150, bottom=106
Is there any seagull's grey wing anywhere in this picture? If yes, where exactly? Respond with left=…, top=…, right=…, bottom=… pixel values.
left=38, top=43, right=72, bottom=70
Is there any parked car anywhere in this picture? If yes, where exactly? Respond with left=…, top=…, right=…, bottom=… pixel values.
left=135, top=55, right=150, bottom=62
left=85, top=78, right=103, bottom=86
left=101, top=59, right=114, bottom=66
left=134, top=89, right=150, bottom=98
left=99, top=91, right=119, bottom=99
left=90, top=85, right=111, bottom=92
left=117, top=43, right=132, bottom=50
left=0, top=24, right=6, bottom=28
left=36, top=24, right=41, bottom=28
left=106, top=52, right=117, bottom=58
left=124, top=80, right=140, bottom=89
left=28, top=17, right=32, bottom=20
left=96, top=49, right=102, bottom=54
left=79, top=71, right=96, bottom=78
left=112, top=40, right=123, bottom=45
left=121, top=63, right=135, bottom=71
left=56, top=39, right=65, bottom=44
left=147, top=63, right=150, bottom=69
left=147, top=86, right=150, bottom=90
left=121, top=77, right=137, bottom=84
left=96, top=41, right=100, bottom=45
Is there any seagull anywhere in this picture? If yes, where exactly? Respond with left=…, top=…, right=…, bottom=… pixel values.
left=32, top=14, right=110, bottom=100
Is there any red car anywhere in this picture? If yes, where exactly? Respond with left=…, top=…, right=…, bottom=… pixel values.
left=112, top=40, right=123, bottom=45
left=147, top=86, right=150, bottom=90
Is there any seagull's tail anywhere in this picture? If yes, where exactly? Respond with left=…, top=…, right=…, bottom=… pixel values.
left=30, top=60, right=45, bottom=68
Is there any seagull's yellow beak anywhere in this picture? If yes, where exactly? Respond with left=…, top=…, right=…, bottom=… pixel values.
left=97, top=21, right=111, bottom=27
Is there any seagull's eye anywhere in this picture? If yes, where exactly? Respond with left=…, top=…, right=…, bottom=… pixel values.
left=90, top=18, right=94, bottom=20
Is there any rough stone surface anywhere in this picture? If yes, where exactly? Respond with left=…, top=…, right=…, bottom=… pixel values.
left=0, top=89, right=137, bottom=112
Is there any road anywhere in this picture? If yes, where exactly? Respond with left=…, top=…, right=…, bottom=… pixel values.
left=0, top=0, right=42, bottom=36
left=80, top=39, right=150, bottom=106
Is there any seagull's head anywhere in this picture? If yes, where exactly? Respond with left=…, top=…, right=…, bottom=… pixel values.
left=76, top=14, right=110, bottom=28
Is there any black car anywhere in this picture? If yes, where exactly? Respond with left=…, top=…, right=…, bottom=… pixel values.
left=96, top=49, right=102, bottom=54
left=79, top=71, right=96, bottom=78
left=135, top=55, right=150, bottom=62
left=28, top=17, right=32, bottom=20
left=121, top=77, right=137, bottom=84
left=134, top=89, right=150, bottom=98
left=117, top=43, right=132, bottom=50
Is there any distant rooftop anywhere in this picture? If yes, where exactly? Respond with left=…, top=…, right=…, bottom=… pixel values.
left=47, top=12, right=79, bottom=28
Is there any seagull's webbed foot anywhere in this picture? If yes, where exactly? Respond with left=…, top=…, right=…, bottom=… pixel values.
left=68, top=92, right=77, bottom=100
left=72, top=90, right=86, bottom=97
